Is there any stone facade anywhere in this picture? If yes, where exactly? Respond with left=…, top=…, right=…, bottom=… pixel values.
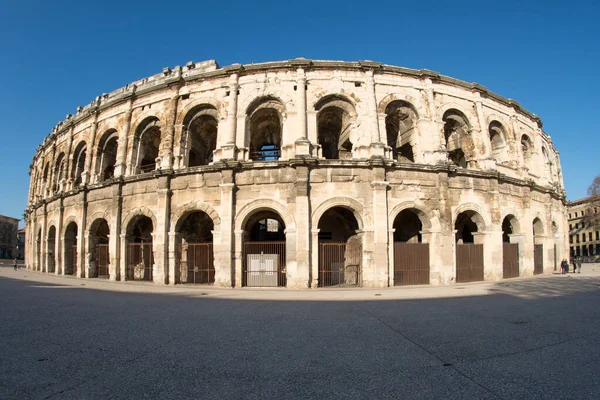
left=567, top=195, right=600, bottom=258
left=0, top=215, right=19, bottom=259
left=25, top=58, right=568, bottom=287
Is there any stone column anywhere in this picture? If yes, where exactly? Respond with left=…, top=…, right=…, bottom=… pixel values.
left=289, top=163, right=310, bottom=288
left=307, top=111, right=319, bottom=158
left=57, top=202, right=63, bottom=275
left=420, top=230, right=443, bottom=284
left=420, top=79, right=446, bottom=164
left=82, top=111, right=99, bottom=184
left=371, top=179, right=389, bottom=287
left=217, top=179, right=235, bottom=287
left=220, top=73, right=239, bottom=160
left=472, top=232, right=492, bottom=281
left=155, top=176, right=171, bottom=284
left=508, top=233, right=526, bottom=276
left=84, top=230, right=94, bottom=278
left=119, top=233, right=127, bottom=281
left=234, top=229, right=244, bottom=287
left=114, top=99, right=134, bottom=178
left=295, top=68, right=311, bottom=157
left=365, top=69, right=385, bottom=158
left=167, top=232, right=177, bottom=285
left=311, top=228, right=320, bottom=288
left=64, top=125, right=75, bottom=191
left=161, top=88, right=180, bottom=170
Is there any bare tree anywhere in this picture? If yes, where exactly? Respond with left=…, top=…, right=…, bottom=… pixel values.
left=582, top=175, right=600, bottom=228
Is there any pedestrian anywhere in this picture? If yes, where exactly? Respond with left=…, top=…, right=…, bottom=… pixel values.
left=560, top=259, right=568, bottom=274
left=578, top=257, right=583, bottom=274
left=13, top=258, right=17, bottom=271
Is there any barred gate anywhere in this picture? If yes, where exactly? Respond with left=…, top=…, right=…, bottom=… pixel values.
left=318, top=242, right=362, bottom=287
left=243, top=242, right=286, bottom=287
left=534, top=244, right=544, bottom=275
left=126, top=243, right=153, bottom=281
left=177, top=243, right=214, bottom=284
left=97, top=244, right=110, bottom=278
left=502, top=243, right=519, bottom=279
left=394, top=243, right=430, bottom=286
left=456, top=244, right=484, bottom=283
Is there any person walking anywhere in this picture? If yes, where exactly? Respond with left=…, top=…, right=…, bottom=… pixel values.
left=577, top=257, right=583, bottom=274
left=560, top=258, right=568, bottom=274
left=13, top=258, right=17, bottom=271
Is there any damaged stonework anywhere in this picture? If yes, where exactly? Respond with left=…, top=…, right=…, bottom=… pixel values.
left=25, top=58, right=567, bottom=288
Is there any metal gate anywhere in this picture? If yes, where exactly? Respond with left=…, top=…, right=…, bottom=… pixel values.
left=126, top=243, right=153, bottom=281
left=177, top=243, right=214, bottom=284
left=456, top=244, right=484, bottom=283
left=96, top=244, right=109, bottom=278
left=318, top=242, right=362, bottom=287
left=394, top=243, right=430, bottom=286
left=243, top=242, right=286, bottom=287
left=502, top=243, right=519, bottom=279
left=534, top=244, right=544, bottom=275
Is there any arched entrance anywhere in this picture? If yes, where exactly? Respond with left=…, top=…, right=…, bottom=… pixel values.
left=455, top=211, right=484, bottom=283
left=242, top=210, right=286, bottom=287
left=502, top=215, right=519, bottom=279
left=64, top=222, right=78, bottom=276
left=47, top=226, right=56, bottom=273
left=533, top=218, right=544, bottom=275
left=393, top=209, right=429, bottom=285
left=126, top=216, right=154, bottom=281
left=175, top=211, right=215, bottom=284
left=317, top=207, right=361, bottom=287
left=89, top=219, right=110, bottom=278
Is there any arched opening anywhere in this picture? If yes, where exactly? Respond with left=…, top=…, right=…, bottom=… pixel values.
left=134, top=118, right=162, bottom=173
left=126, top=215, right=154, bottom=281
left=317, top=207, right=361, bottom=287
left=54, top=152, right=66, bottom=192
left=89, top=219, right=110, bottom=278
left=175, top=211, right=215, bottom=284
left=502, top=215, right=519, bottom=279
left=96, top=130, right=118, bottom=181
left=316, top=96, right=356, bottom=160
left=533, top=217, right=544, bottom=275
left=521, top=135, right=533, bottom=170
left=393, top=209, right=429, bottom=285
left=242, top=210, right=286, bottom=287
left=489, top=121, right=506, bottom=161
left=36, top=229, right=42, bottom=272
left=454, top=210, right=484, bottom=282
left=183, top=105, right=218, bottom=167
left=71, top=141, right=87, bottom=186
left=247, top=97, right=284, bottom=161
left=64, top=222, right=78, bottom=276
left=385, top=101, right=417, bottom=162
left=47, top=226, right=56, bottom=273
left=443, top=110, right=470, bottom=168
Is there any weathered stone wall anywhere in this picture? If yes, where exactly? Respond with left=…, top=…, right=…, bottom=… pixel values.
left=24, top=59, right=568, bottom=287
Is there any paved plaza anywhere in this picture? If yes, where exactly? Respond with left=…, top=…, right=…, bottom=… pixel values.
left=1, top=264, right=599, bottom=399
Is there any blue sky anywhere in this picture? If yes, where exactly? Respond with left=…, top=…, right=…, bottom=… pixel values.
left=1, top=0, right=599, bottom=225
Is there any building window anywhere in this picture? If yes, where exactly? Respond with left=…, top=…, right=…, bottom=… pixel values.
left=569, top=235, right=573, bottom=244
left=569, top=224, right=572, bottom=230
left=596, top=231, right=599, bottom=241
left=576, top=234, right=580, bottom=243
left=582, top=232, right=586, bottom=242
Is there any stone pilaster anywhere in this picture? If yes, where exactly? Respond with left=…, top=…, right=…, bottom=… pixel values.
left=365, top=69, right=385, bottom=158
left=371, top=178, right=390, bottom=287
left=219, top=73, right=239, bottom=160
left=114, top=99, right=134, bottom=177
left=82, top=111, right=99, bottom=184
left=295, top=68, right=311, bottom=157
left=217, top=179, right=235, bottom=287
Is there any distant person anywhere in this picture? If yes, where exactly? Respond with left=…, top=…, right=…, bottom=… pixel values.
left=560, top=259, right=568, bottom=274
left=13, top=258, right=17, bottom=271
left=577, top=257, right=583, bottom=274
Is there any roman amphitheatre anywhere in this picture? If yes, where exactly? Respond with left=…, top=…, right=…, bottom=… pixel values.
left=25, top=58, right=567, bottom=288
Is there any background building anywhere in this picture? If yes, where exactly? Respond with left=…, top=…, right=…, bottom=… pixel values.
left=0, top=215, right=19, bottom=259
left=16, top=228, right=26, bottom=259
left=25, top=59, right=568, bottom=287
left=568, top=195, right=600, bottom=259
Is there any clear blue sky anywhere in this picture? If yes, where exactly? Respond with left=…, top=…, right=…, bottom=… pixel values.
left=1, top=0, right=599, bottom=226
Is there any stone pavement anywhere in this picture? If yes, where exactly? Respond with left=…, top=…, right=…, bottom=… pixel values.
left=0, top=265, right=599, bottom=399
